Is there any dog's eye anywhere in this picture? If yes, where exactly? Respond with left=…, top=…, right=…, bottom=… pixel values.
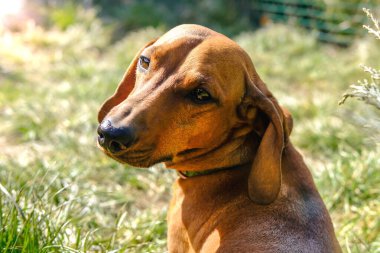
left=139, top=56, right=150, bottom=70
left=189, top=88, right=212, bottom=103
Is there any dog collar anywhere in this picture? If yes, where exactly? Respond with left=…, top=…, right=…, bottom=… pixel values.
left=177, top=165, right=241, bottom=179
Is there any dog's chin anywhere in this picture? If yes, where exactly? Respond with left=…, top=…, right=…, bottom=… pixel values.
left=116, top=157, right=155, bottom=168
left=100, top=149, right=173, bottom=168
left=102, top=152, right=151, bottom=167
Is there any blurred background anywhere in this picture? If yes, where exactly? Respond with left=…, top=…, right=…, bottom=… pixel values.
left=0, top=0, right=379, bottom=252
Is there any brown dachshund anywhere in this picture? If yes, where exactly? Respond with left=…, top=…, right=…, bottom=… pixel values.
left=97, top=24, right=342, bottom=252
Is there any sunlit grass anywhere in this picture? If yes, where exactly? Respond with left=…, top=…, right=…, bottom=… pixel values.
left=0, top=10, right=379, bottom=252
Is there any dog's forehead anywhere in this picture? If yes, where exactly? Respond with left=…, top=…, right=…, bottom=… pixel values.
left=149, top=25, right=245, bottom=63
left=184, top=38, right=247, bottom=79
left=155, top=24, right=217, bottom=45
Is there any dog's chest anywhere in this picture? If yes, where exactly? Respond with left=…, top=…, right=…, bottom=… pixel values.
left=167, top=180, right=224, bottom=253
left=167, top=182, right=193, bottom=252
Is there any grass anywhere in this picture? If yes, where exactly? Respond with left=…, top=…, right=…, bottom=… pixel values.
left=0, top=9, right=379, bottom=253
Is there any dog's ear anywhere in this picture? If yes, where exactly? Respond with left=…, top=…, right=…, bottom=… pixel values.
left=244, top=76, right=292, bottom=205
left=98, top=39, right=157, bottom=123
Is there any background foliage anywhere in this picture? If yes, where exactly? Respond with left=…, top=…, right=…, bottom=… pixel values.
left=0, top=1, right=379, bottom=252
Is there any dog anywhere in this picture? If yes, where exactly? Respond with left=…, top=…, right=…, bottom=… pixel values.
left=97, top=24, right=342, bottom=252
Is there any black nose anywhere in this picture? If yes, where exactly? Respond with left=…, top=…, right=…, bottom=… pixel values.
left=97, top=120, right=136, bottom=153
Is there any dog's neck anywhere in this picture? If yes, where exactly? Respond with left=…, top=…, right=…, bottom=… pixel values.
left=177, top=164, right=244, bottom=178
left=175, top=163, right=251, bottom=197
left=167, top=163, right=252, bottom=251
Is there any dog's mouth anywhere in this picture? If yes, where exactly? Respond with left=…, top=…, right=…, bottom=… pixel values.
left=106, top=148, right=153, bottom=166
left=97, top=141, right=172, bottom=167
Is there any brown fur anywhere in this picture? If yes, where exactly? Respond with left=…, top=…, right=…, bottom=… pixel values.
left=97, top=24, right=342, bottom=252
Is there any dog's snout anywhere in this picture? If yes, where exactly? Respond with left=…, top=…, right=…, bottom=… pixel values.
left=97, top=119, right=136, bottom=153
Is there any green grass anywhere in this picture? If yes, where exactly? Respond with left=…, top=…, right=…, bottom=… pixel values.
left=1, top=10, right=379, bottom=253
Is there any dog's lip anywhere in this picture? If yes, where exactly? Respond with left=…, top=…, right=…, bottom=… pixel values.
left=112, top=148, right=154, bottom=160
left=107, top=150, right=153, bottom=165
left=110, top=150, right=173, bottom=167
left=97, top=140, right=153, bottom=158
left=97, top=140, right=172, bottom=166
left=123, top=148, right=154, bottom=157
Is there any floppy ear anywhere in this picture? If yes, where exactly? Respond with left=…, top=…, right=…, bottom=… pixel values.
left=246, top=78, right=291, bottom=205
left=98, top=39, right=157, bottom=123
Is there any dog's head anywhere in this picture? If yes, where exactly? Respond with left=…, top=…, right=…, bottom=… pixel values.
left=97, top=24, right=292, bottom=204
